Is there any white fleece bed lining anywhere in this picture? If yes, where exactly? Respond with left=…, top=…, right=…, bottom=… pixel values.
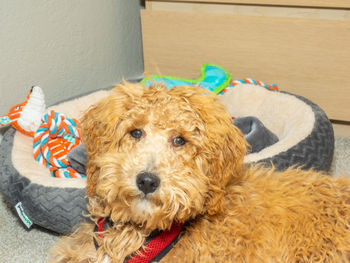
left=11, top=85, right=314, bottom=187
left=221, top=85, right=315, bottom=163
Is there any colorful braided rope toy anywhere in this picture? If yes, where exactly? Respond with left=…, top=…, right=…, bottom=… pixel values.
left=33, top=110, right=85, bottom=178
left=0, top=86, right=84, bottom=178
left=220, top=78, right=278, bottom=94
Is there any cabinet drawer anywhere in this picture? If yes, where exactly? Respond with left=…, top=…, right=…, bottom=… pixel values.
left=141, top=4, right=350, bottom=121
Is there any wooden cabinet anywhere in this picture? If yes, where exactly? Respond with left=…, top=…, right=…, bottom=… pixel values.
left=141, top=0, right=350, bottom=122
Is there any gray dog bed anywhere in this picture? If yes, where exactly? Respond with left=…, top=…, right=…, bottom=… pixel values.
left=0, top=84, right=334, bottom=234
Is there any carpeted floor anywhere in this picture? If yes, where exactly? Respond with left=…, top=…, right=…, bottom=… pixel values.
left=0, top=133, right=349, bottom=263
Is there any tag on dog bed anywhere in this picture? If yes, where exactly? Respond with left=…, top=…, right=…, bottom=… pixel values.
left=15, top=202, right=33, bottom=228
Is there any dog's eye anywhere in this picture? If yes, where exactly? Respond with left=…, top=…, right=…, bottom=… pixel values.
left=172, top=136, right=186, bottom=147
left=130, top=129, right=143, bottom=139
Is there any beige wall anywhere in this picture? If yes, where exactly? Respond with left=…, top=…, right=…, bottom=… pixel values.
left=0, top=0, right=144, bottom=134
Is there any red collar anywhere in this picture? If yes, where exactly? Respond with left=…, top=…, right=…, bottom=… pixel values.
left=94, top=218, right=185, bottom=263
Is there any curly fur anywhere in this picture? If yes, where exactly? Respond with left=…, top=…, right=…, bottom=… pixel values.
left=49, top=82, right=350, bottom=262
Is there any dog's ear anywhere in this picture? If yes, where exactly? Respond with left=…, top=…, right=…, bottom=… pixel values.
left=80, top=82, right=145, bottom=196
left=183, top=87, right=247, bottom=215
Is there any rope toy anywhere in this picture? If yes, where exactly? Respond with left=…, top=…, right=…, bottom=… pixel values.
left=33, top=110, right=85, bottom=178
left=221, top=78, right=278, bottom=94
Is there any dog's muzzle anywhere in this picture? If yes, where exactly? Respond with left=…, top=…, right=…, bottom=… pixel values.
left=136, top=172, right=160, bottom=195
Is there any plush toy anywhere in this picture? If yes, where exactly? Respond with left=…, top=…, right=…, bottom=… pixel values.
left=0, top=86, right=45, bottom=136
left=141, top=64, right=231, bottom=94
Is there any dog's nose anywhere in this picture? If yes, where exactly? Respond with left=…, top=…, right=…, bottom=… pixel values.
left=136, top=172, right=160, bottom=195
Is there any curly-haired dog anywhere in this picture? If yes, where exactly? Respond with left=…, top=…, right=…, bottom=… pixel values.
left=49, top=83, right=350, bottom=262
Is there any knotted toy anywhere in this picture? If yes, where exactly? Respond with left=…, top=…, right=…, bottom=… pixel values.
left=229, top=78, right=278, bottom=90
left=0, top=86, right=83, bottom=178
left=33, top=110, right=84, bottom=178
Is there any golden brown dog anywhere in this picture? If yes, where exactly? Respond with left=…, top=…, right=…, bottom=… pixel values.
left=49, top=82, right=350, bottom=262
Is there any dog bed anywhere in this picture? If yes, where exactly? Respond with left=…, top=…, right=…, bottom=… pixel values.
left=0, top=83, right=334, bottom=234
left=222, top=83, right=334, bottom=171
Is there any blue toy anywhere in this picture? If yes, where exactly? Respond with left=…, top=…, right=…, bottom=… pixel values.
left=141, top=64, right=231, bottom=94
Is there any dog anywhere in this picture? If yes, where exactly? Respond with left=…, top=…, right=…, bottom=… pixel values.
left=49, top=82, right=350, bottom=262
